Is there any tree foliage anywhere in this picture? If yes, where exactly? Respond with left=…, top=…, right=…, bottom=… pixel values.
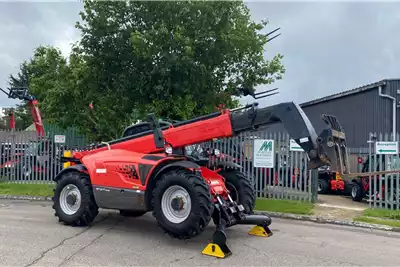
left=10, top=0, right=285, bottom=141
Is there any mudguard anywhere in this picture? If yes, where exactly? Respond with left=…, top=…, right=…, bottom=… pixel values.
left=53, top=164, right=87, bottom=182
left=216, top=161, right=242, bottom=170
left=153, top=160, right=201, bottom=179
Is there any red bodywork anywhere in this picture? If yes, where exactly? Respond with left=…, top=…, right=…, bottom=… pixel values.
left=330, top=179, right=345, bottom=191
left=70, top=111, right=235, bottom=200
left=78, top=148, right=231, bottom=201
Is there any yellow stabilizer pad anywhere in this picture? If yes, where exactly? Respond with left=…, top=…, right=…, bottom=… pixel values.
left=202, top=243, right=232, bottom=258
left=248, top=225, right=271, bottom=237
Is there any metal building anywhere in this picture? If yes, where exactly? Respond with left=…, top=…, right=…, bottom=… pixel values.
left=264, top=79, right=400, bottom=148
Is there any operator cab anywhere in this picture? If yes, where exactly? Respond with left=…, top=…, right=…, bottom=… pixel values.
left=122, top=121, right=172, bottom=138
left=122, top=121, right=187, bottom=156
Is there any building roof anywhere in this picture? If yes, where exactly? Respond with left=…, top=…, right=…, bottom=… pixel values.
left=299, top=78, right=400, bottom=107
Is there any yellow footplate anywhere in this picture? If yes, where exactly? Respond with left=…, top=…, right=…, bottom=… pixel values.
left=202, top=243, right=232, bottom=258
left=248, top=225, right=273, bottom=237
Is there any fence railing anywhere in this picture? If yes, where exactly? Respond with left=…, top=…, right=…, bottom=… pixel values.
left=0, top=129, right=86, bottom=184
left=204, top=131, right=316, bottom=202
left=1, top=128, right=398, bottom=210
left=359, top=133, right=400, bottom=210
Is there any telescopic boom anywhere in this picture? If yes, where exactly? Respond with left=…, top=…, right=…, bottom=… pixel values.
left=72, top=88, right=350, bottom=174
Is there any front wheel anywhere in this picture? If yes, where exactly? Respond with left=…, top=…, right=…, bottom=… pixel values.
left=152, top=169, right=213, bottom=239
left=53, top=171, right=99, bottom=226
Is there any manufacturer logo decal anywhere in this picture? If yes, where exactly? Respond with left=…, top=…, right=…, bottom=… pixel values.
left=96, top=168, right=107, bottom=173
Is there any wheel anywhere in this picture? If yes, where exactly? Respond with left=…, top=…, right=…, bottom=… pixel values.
left=219, top=169, right=256, bottom=214
left=152, top=169, right=213, bottom=239
left=351, top=183, right=364, bottom=202
left=317, top=178, right=330, bottom=194
left=52, top=171, right=99, bottom=226
left=119, top=210, right=147, bottom=217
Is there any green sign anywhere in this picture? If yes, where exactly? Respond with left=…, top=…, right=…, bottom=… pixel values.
left=289, top=139, right=304, bottom=152
left=258, top=140, right=273, bottom=152
left=375, top=141, right=398, bottom=155
left=253, top=139, right=274, bottom=168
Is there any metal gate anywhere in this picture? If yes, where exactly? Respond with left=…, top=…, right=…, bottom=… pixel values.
left=363, top=132, right=400, bottom=210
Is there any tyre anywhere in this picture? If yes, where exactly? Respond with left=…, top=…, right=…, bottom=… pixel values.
left=119, top=210, right=147, bottom=217
left=317, top=178, right=330, bottom=194
left=152, top=169, right=213, bottom=239
left=219, top=169, right=256, bottom=214
left=53, top=171, right=99, bottom=226
left=351, top=183, right=364, bottom=202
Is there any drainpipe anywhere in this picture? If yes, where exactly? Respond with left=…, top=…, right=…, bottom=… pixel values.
left=378, top=85, right=397, bottom=141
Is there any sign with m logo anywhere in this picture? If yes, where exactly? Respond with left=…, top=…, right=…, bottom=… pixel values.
left=253, top=139, right=275, bottom=168
left=258, top=140, right=273, bottom=152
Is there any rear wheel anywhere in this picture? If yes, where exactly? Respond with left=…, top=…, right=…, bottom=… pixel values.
left=219, top=169, right=256, bottom=214
left=52, top=171, right=99, bottom=226
left=152, top=169, right=213, bottom=239
left=317, top=178, right=330, bottom=194
left=351, top=183, right=364, bottom=202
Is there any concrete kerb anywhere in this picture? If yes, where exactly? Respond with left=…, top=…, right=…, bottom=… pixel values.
left=1, top=194, right=399, bottom=233
left=254, top=210, right=400, bottom=233
left=0, top=195, right=52, bottom=201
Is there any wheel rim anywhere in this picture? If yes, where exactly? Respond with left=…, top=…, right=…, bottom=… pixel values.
left=317, top=181, right=322, bottom=192
left=59, top=184, right=81, bottom=215
left=161, top=185, right=191, bottom=224
left=351, top=186, right=357, bottom=198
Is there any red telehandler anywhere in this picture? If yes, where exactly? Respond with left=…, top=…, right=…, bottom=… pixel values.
left=57, top=89, right=350, bottom=258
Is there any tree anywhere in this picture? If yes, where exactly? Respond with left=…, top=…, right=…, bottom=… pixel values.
left=12, top=0, right=285, bottom=141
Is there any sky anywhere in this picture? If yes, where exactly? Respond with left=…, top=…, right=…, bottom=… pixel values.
left=0, top=1, right=399, bottom=111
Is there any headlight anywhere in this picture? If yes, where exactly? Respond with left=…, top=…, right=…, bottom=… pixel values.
left=165, top=146, right=173, bottom=154
left=214, top=149, right=220, bottom=156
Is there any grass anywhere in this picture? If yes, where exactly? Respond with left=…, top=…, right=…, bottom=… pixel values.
left=362, top=208, right=400, bottom=220
left=0, top=182, right=54, bottom=197
left=353, top=216, right=400, bottom=228
left=353, top=208, right=400, bottom=228
left=255, top=198, right=314, bottom=215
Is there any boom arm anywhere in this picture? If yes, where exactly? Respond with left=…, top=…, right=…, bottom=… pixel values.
left=72, top=93, right=349, bottom=174
left=0, top=87, right=45, bottom=137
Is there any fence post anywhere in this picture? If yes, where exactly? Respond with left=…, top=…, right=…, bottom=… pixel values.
left=310, top=169, right=319, bottom=203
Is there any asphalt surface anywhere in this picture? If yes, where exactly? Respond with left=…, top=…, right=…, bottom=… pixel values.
left=1, top=199, right=400, bottom=266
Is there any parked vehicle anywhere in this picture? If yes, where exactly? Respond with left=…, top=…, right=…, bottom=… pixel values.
left=317, top=165, right=352, bottom=195
left=351, top=155, right=399, bottom=206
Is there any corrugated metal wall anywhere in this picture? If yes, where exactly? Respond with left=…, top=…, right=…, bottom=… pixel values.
left=261, top=79, right=400, bottom=148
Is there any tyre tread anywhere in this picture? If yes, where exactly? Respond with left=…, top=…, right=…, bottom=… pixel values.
left=151, top=169, right=213, bottom=239
left=220, top=169, right=256, bottom=213
left=53, top=171, right=98, bottom=226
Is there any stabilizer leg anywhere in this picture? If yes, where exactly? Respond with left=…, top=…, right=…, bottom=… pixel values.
left=202, top=206, right=232, bottom=258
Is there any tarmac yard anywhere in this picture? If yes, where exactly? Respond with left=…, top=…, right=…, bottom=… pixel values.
left=1, top=199, right=400, bottom=266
